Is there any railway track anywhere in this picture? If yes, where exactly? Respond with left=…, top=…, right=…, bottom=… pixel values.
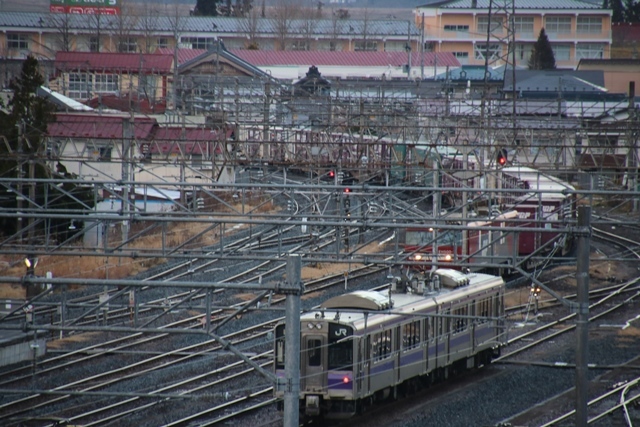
left=0, top=190, right=392, bottom=426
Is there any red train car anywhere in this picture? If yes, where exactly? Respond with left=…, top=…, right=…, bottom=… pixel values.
left=499, top=167, right=576, bottom=259
left=401, top=210, right=518, bottom=274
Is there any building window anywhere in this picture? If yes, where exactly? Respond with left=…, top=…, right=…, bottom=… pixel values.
left=181, top=37, right=216, bottom=50
left=513, top=17, right=534, bottom=36
left=424, top=41, right=436, bottom=52
left=98, top=146, right=112, bottom=162
left=330, top=41, right=337, bottom=51
left=7, top=34, right=29, bottom=49
left=291, top=40, right=309, bottom=51
left=444, top=24, right=469, bottom=32
left=474, top=43, right=501, bottom=60
left=118, top=37, right=137, bottom=53
left=477, top=16, right=503, bottom=34
left=515, top=43, right=533, bottom=61
left=68, top=73, right=91, bottom=99
left=89, top=37, right=100, bottom=52
left=157, top=37, right=169, bottom=48
left=554, top=44, right=571, bottom=61
left=354, top=40, right=377, bottom=52
left=138, top=74, right=156, bottom=98
left=577, top=16, right=602, bottom=34
left=545, top=16, right=572, bottom=34
left=94, top=74, right=118, bottom=93
left=576, top=43, right=604, bottom=59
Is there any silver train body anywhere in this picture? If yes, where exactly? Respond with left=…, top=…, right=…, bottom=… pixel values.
left=274, top=269, right=506, bottom=419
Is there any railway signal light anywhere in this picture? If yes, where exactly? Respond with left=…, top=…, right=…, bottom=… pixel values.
left=343, top=187, right=351, bottom=194
left=328, top=170, right=335, bottom=178
left=496, top=148, right=508, bottom=167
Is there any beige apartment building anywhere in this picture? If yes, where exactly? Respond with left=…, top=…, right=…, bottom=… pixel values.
left=414, top=0, right=612, bottom=68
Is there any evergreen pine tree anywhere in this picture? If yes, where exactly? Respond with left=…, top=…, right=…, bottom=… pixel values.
left=193, top=0, right=221, bottom=16
left=605, top=0, right=624, bottom=22
left=528, top=28, right=557, bottom=70
left=0, top=56, right=93, bottom=239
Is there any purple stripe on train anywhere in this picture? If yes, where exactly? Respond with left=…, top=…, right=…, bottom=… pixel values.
left=328, top=372, right=353, bottom=390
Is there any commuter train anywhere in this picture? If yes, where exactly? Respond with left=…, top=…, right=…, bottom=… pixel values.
left=274, top=269, right=506, bottom=419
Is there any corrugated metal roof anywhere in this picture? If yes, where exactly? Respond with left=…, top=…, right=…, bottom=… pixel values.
left=55, top=52, right=173, bottom=73
left=48, top=114, right=157, bottom=139
left=418, top=0, right=604, bottom=9
left=504, top=70, right=606, bottom=92
left=0, top=12, right=419, bottom=36
left=228, top=50, right=460, bottom=68
left=156, top=48, right=205, bottom=65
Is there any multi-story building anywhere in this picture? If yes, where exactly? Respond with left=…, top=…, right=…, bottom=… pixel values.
left=414, top=0, right=612, bottom=69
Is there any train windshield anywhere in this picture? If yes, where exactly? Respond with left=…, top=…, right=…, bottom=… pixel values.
left=405, top=230, right=462, bottom=247
left=437, top=230, right=462, bottom=246
left=328, top=323, right=353, bottom=370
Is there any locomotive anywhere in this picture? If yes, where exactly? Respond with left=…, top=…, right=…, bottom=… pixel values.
left=402, top=166, right=576, bottom=272
left=273, top=268, right=506, bottom=419
left=402, top=210, right=519, bottom=274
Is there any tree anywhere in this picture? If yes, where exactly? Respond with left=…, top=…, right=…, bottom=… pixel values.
left=603, top=0, right=625, bottom=23
left=0, top=56, right=93, bottom=241
left=271, top=0, right=301, bottom=51
left=625, top=0, right=640, bottom=22
left=528, top=28, right=556, bottom=70
left=0, top=56, right=54, bottom=237
left=194, top=0, right=221, bottom=16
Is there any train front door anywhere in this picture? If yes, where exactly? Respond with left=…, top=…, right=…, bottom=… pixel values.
left=302, top=336, right=326, bottom=392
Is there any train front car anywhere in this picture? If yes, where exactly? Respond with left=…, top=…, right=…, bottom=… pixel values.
left=274, top=308, right=362, bottom=419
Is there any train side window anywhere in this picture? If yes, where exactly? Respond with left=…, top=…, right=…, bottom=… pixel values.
left=372, top=330, right=392, bottom=361
left=402, top=320, right=421, bottom=350
left=477, top=298, right=490, bottom=323
left=428, top=317, right=435, bottom=342
left=307, top=339, right=322, bottom=367
left=453, top=306, right=467, bottom=333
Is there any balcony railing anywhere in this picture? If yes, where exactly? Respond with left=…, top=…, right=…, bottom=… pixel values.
left=432, top=29, right=611, bottom=42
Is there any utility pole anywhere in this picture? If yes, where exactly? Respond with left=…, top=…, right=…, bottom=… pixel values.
left=283, top=255, right=302, bottom=427
left=575, top=205, right=591, bottom=426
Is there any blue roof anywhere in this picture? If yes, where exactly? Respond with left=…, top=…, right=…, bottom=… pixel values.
left=0, top=12, right=420, bottom=36
left=433, top=65, right=506, bottom=81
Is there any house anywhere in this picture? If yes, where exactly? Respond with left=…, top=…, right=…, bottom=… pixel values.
left=46, top=113, right=237, bottom=185
left=50, top=51, right=174, bottom=110
left=227, top=49, right=460, bottom=80
left=413, top=0, right=612, bottom=69
left=576, top=58, right=640, bottom=95
left=611, top=22, right=640, bottom=59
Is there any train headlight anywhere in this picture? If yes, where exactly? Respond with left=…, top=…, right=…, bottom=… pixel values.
left=414, top=254, right=422, bottom=261
left=342, top=376, right=350, bottom=384
left=444, top=254, right=452, bottom=261
left=307, top=323, right=315, bottom=329
left=316, top=323, right=322, bottom=329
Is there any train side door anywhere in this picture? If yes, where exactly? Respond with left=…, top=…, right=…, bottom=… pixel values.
left=438, top=307, right=450, bottom=368
left=302, top=336, right=326, bottom=392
